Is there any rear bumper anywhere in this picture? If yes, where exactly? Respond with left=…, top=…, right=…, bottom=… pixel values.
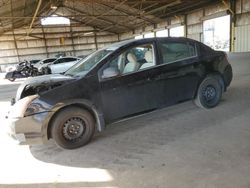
left=7, top=112, right=51, bottom=145
left=223, top=64, right=233, bottom=88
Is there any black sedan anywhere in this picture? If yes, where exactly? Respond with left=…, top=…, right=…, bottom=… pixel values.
left=7, top=37, right=232, bottom=149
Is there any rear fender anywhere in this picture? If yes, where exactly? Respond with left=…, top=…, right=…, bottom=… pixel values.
left=210, top=54, right=232, bottom=88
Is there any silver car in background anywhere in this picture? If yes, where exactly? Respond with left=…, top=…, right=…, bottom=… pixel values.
left=34, top=58, right=57, bottom=70
left=43, top=57, right=81, bottom=74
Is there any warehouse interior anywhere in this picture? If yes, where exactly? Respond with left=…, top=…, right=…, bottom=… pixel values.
left=0, top=0, right=250, bottom=66
left=1, top=0, right=250, bottom=187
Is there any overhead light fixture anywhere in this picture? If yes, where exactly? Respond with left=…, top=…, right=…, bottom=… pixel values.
left=41, top=15, right=70, bottom=26
left=50, top=4, right=57, bottom=10
left=84, top=32, right=94, bottom=36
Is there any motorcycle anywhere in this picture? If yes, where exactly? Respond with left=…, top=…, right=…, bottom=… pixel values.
left=5, top=60, right=41, bottom=82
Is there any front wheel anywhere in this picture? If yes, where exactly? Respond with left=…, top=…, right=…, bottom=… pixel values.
left=194, top=75, right=223, bottom=109
left=51, top=107, right=95, bottom=149
left=8, top=78, right=15, bottom=82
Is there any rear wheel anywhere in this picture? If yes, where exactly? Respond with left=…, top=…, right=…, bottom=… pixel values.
left=194, top=75, right=223, bottom=109
left=51, top=107, right=95, bottom=149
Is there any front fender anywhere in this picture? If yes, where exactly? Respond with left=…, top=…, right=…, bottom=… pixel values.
left=41, top=98, right=105, bottom=141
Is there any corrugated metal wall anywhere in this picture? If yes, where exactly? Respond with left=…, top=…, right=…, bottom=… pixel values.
left=0, top=26, right=119, bottom=65
left=235, top=25, right=250, bottom=52
left=234, top=0, right=250, bottom=52
left=121, top=0, right=250, bottom=53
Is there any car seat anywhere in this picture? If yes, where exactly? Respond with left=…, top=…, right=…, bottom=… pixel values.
left=123, top=53, right=140, bottom=74
left=140, top=50, right=154, bottom=69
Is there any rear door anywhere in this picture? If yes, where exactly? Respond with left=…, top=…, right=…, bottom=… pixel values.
left=155, top=38, right=202, bottom=105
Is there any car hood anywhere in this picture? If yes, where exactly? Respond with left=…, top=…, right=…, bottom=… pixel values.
left=16, top=74, right=75, bottom=101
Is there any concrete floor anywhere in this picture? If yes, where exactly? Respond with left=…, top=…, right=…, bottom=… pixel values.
left=0, top=53, right=250, bottom=188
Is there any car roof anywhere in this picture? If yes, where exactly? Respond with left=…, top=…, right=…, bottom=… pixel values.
left=38, top=57, right=56, bottom=63
left=57, top=56, right=78, bottom=59
left=105, top=37, right=199, bottom=51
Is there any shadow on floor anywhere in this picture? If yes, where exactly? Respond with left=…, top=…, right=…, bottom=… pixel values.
left=29, top=76, right=250, bottom=170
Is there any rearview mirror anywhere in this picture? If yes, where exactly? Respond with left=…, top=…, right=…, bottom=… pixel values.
left=102, top=67, right=120, bottom=79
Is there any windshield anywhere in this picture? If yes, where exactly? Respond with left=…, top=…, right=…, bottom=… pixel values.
left=65, top=49, right=112, bottom=77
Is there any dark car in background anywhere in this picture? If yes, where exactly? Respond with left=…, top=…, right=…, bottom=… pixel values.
left=5, top=60, right=41, bottom=82
left=7, top=37, right=232, bottom=149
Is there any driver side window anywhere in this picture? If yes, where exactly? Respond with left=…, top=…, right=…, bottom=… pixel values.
left=101, top=44, right=155, bottom=79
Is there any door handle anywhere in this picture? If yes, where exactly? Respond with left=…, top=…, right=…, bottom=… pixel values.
left=168, top=73, right=178, bottom=78
left=127, top=79, right=147, bottom=87
left=154, top=72, right=179, bottom=80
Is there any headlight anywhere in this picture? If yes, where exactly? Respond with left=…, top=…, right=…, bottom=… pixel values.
left=24, top=102, right=45, bottom=117
left=8, top=95, right=38, bottom=118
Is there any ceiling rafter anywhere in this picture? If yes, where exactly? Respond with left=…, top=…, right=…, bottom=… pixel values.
left=64, top=5, right=133, bottom=32
left=0, top=0, right=226, bottom=35
left=79, top=0, right=128, bottom=26
left=54, top=6, right=118, bottom=35
left=27, top=0, right=42, bottom=35
left=159, top=0, right=221, bottom=18
left=95, top=0, right=158, bottom=25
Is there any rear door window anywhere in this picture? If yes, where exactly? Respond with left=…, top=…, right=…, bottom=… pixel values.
left=64, top=58, right=77, bottom=62
left=159, top=41, right=197, bottom=64
left=44, top=59, right=55, bottom=64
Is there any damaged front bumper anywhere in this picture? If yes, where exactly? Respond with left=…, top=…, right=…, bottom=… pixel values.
left=6, top=111, right=52, bottom=145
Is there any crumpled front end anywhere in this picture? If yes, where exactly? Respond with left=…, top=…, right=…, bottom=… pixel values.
left=7, top=113, right=51, bottom=145
left=15, top=74, right=75, bottom=102
left=6, top=95, right=52, bottom=145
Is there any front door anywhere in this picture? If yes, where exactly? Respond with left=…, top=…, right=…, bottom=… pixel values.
left=98, top=42, right=158, bottom=122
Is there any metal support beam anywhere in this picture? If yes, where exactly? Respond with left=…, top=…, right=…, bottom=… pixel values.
left=70, top=24, right=76, bottom=56
left=229, top=0, right=236, bottom=52
left=83, top=0, right=127, bottom=26
left=27, top=0, right=42, bottom=36
left=97, top=1, right=157, bottom=25
left=94, top=32, right=98, bottom=50
left=184, top=14, right=187, bottom=38
left=146, top=0, right=182, bottom=14
left=222, top=0, right=234, bottom=15
left=64, top=6, right=133, bottom=31
left=159, top=0, right=220, bottom=19
left=10, top=0, right=20, bottom=62
left=41, top=25, right=49, bottom=57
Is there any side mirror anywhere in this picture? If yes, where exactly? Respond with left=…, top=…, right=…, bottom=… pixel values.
left=102, top=67, right=120, bottom=79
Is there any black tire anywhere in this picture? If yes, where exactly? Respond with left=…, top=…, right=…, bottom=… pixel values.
left=194, top=75, right=223, bottom=109
left=51, top=107, right=95, bottom=149
left=8, top=78, right=15, bottom=82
